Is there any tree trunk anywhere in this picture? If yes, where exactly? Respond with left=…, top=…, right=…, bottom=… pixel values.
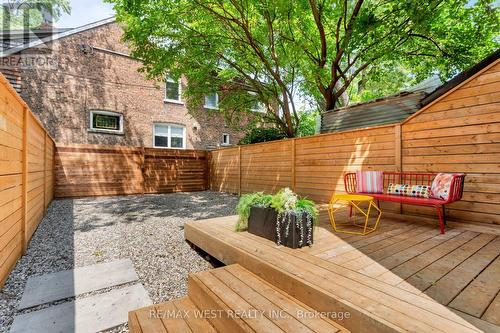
left=324, top=89, right=337, bottom=112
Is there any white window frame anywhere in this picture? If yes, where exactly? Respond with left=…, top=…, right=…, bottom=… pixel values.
left=89, top=110, right=123, bottom=134
left=153, top=123, right=186, bottom=149
left=248, top=91, right=265, bottom=113
left=222, top=133, right=230, bottom=146
left=204, top=92, right=219, bottom=109
left=251, top=101, right=266, bottom=113
left=164, top=76, right=183, bottom=104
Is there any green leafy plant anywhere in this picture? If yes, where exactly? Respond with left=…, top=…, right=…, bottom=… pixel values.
left=236, top=188, right=319, bottom=232
left=235, top=192, right=272, bottom=231
left=296, top=198, right=319, bottom=225
left=239, top=127, right=287, bottom=145
left=270, top=188, right=298, bottom=213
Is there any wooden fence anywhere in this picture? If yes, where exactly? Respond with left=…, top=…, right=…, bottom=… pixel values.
left=0, top=74, right=55, bottom=286
left=210, top=59, right=500, bottom=228
left=210, top=125, right=401, bottom=214
left=55, top=145, right=208, bottom=197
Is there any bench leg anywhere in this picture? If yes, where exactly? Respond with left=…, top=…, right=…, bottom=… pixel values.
left=436, top=205, right=445, bottom=234
left=442, top=206, right=446, bottom=226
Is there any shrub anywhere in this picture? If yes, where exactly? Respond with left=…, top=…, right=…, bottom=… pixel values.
left=238, top=127, right=287, bottom=145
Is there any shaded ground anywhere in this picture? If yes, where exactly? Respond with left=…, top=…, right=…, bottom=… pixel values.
left=0, top=191, right=238, bottom=333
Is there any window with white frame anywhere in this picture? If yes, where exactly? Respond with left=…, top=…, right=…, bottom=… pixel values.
left=89, top=110, right=123, bottom=133
left=204, top=92, right=218, bottom=109
left=251, top=100, right=265, bottom=112
left=222, top=133, right=230, bottom=146
left=247, top=92, right=265, bottom=112
left=153, top=123, right=186, bottom=149
left=165, top=76, right=182, bottom=103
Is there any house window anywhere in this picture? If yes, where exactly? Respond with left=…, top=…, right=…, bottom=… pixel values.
left=251, top=100, right=265, bottom=113
left=165, top=76, right=182, bottom=103
left=89, top=110, right=123, bottom=133
left=153, top=123, right=186, bottom=149
left=204, top=92, right=218, bottom=109
left=222, top=133, right=230, bottom=146
left=248, top=92, right=265, bottom=112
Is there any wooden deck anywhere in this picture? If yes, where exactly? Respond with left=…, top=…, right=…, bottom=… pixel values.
left=184, top=214, right=500, bottom=333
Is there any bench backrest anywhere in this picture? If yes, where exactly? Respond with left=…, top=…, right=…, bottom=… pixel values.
left=344, top=172, right=466, bottom=203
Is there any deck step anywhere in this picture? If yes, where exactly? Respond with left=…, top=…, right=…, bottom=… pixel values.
left=189, top=264, right=348, bottom=333
left=129, top=297, right=216, bottom=333
left=129, top=264, right=349, bottom=332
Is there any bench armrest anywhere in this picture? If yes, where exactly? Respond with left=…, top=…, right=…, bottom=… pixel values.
left=344, top=173, right=357, bottom=193
left=444, top=174, right=466, bottom=204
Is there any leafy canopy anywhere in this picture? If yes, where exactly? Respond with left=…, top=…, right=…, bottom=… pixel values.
left=109, top=0, right=499, bottom=136
left=0, top=1, right=70, bottom=29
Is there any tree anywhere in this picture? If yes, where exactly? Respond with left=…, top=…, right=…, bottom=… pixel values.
left=1, top=1, right=70, bottom=29
left=299, top=0, right=499, bottom=110
left=110, top=0, right=498, bottom=137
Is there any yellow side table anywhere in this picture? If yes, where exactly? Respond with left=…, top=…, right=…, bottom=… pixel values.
left=328, top=194, right=382, bottom=236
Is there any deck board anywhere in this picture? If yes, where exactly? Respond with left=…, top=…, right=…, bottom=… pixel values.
left=399, top=233, right=497, bottom=292
left=186, top=215, right=500, bottom=332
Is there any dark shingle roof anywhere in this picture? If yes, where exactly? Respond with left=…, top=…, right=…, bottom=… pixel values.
left=320, top=49, right=500, bottom=134
left=320, top=91, right=426, bottom=133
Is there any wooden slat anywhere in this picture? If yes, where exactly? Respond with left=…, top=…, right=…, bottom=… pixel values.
left=185, top=216, right=484, bottom=333
left=55, top=144, right=208, bottom=197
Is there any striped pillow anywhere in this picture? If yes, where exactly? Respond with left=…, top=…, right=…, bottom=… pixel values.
left=356, top=171, right=384, bottom=194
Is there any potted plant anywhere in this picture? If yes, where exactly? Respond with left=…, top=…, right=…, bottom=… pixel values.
left=236, top=188, right=318, bottom=249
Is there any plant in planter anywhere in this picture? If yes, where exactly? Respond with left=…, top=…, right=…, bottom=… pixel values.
left=236, top=188, right=318, bottom=249
left=235, top=192, right=273, bottom=231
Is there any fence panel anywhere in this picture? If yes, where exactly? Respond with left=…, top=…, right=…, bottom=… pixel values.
left=55, top=145, right=209, bottom=197
left=0, top=74, right=55, bottom=286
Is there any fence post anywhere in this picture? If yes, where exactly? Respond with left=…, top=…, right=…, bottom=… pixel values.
left=395, top=124, right=403, bottom=213
left=238, top=146, right=242, bottom=195
left=140, top=147, right=146, bottom=195
left=205, top=151, right=211, bottom=191
left=43, top=132, right=47, bottom=211
left=291, top=139, right=296, bottom=191
left=21, top=107, right=28, bottom=253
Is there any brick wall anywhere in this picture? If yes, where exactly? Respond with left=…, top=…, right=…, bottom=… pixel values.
left=1, top=22, right=246, bottom=149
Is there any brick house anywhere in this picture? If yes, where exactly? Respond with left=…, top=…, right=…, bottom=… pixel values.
left=0, top=18, right=248, bottom=149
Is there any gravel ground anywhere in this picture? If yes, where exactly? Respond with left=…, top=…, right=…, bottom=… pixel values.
left=0, top=191, right=238, bottom=333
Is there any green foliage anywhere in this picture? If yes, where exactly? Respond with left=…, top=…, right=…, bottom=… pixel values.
left=0, top=1, right=70, bottom=29
left=236, top=188, right=319, bottom=231
left=110, top=0, right=499, bottom=129
left=296, top=111, right=319, bottom=137
left=296, top=198, right=319, bottom=224
left=235, top=192, right=273, bottom=231
left=239, top=127, right=287, bottom=145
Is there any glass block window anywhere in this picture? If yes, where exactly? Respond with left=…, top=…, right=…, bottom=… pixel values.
left=90, top=110, right=123, bottom=133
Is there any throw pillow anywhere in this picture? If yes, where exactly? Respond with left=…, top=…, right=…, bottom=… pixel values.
left=431, top=173, right=457, bottom=200
left=356, top=171, right=384, bottom=194
left=409, top=185, right=431, bottom=198
left=387, top=183, right=410, bottom=196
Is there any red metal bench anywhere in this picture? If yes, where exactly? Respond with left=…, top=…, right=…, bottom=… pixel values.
left=344, top=172, right=466, bottom=234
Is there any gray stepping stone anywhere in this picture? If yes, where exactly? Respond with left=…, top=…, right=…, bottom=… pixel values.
left=10, top=284, right=152, bottom=333
left=19, top=259, right=138, bottom=309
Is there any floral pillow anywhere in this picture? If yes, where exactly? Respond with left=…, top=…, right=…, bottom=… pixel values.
left=387, top=183, right=410, bottom=196
left=431, top=173, right=456, bottom=200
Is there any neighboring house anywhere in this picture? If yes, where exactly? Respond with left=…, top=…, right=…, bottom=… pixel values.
left=320, top=50, right=500, bottom=133
left=0, top=18, right=248, bottom=149
left=320, top=77, right=442, bottom=134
